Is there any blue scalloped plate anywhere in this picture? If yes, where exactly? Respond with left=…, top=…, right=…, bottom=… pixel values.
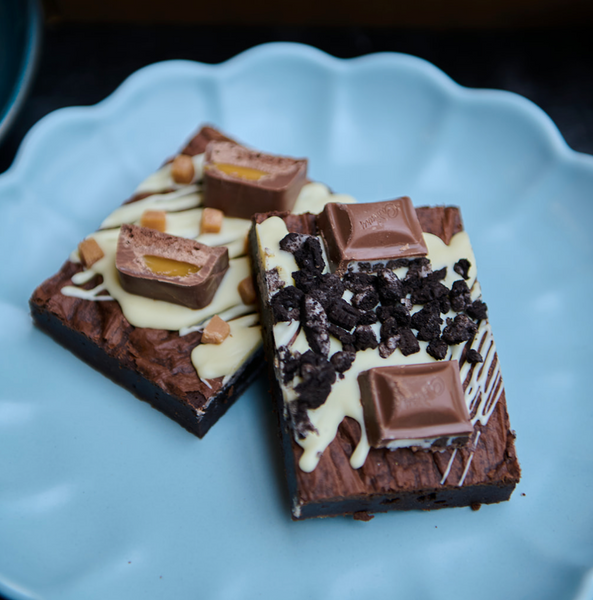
left=1, top=44, right=592, bottom=600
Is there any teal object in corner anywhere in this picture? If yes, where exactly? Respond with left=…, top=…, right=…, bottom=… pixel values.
left=0, top=0, right=41, bottom=143
left=0, top=44, right=592, bottom=600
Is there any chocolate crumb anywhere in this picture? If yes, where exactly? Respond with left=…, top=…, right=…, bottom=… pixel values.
left=352, top=287, right=379, bottom=311
left=442, top=314, right=478, bottom=345
left=279, top=232, right=308, bottom=254
left=454, top=258, right=471, bottom=280
left=427, top=267, right=447, bottom=282
left=272, top=286, right=303, bottom=323
left=386, top=258, right=410, bottom=270
left=377, top=303, right=411, bottom=328
left=470, top=502, right=481, bottom=511
left=292, top=269, right=318, bottom=294
left=411, top=302, right=443, bottom=341
left=410, top=279, right=449, bottom=306
left=353, top=511, right=374, bottom=522
left=466, top=299, right=488, bottom=321
left=398, top=328, right=421, bottom=356
left=280, top=233, right=325, bottom=274
left=427, top=337, right=448, bottom=360
left=380, top=316, right=399, bottom=340
left=308, top=273, right=345, bottom=309
left=379, top=335, right=400, bottom=358
left=357, top=311, right=378, bottom=325
left=265, top=268, right=284, bottom=293
left=466, top=349, right=483, bottom=364
left=343, top=272, right=376, bottom=293
left=330, top=350, right=356, bottom=374
left=354, top=325, right=379, bottom=351
left=376, top=269, right=403, bottom=304
left=302, top=296, right=330, bottom=356
left=294, top=350, right=336, bottom=410
left=405, top=257, right=432, bottom=280
left=327, top=323, right=354, bottom=346
left=450, top=279, right=472, bottom=312
left=279, top=348, right=302, bottom=384
left=328, top=298, right=361, bottom=330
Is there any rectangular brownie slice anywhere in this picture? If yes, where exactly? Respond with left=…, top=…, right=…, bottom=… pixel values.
left=250, top=205, right=521, bottom=519
left=30, top=126, right=356, bottom=437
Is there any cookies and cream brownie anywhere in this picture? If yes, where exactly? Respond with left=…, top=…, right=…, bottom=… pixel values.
left=30, top=126, right=355, bottom=437
left=250, top=200, right=520, bottom=520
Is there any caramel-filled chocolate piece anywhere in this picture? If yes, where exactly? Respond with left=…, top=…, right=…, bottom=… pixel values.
left=358, top=361, right=473, bottom=449
left=203, top=142, right=307, bottom=219
left=116, top=224, right=229, bottom=310
left=317, top=197, right=428, bottom=274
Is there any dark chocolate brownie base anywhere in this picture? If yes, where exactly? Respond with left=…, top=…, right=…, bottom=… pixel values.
left=250, top=207, right=521, bottom=520
left=30, top=260, right=263, bottom=438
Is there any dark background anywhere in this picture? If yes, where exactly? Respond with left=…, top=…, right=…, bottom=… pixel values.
left=1, top=16, right=592, bottom=600
left=1, top=24, right=593, bottom=175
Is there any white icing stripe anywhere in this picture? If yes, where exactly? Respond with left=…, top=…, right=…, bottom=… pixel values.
left=61, top=283, right=113, bottom=301
left=292, top=182, right=356, bottom=215
left=440, top=449, right=457, bottom=485
left=191, top=314, right=261, bottom=379
left=159, top=208, right=203, bottom=239
left=195, top=217, right=251, bottom=248
left=71, top=269, right=97, bottom=285
left=135, top=154, right=205, bottom=194
left=178, top=303, right=256, bottom=336
left=458, top=430, right=481, bottom=487
left=257, top=217, right=300, bottom=286
left=100, top=186, right=201, bottom=229
left=225, top=237, right=248, bottom=259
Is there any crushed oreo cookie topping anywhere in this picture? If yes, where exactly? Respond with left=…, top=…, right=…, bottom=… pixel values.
left=454, top=258, right=471, bottom=280
left=275, top=229, right=484, bottom=425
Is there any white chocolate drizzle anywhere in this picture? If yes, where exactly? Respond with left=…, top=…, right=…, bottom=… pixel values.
left=292, top=182, right=356, bottom=215
left=61, top=282, right=113, bottom=301
left=63, top=150, right=347, bottom=388
left=191, top=313, right=261, bottom=379
left=135, top=154, right=205, bottom=194
left=100, top=186, right=201, bottom=229
left=256, top=217, right=502, bottom=476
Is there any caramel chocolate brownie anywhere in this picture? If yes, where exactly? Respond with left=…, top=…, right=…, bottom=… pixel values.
left=250, top=202, right=520, bottom=519
left=30, top=126, right=354, bottom=437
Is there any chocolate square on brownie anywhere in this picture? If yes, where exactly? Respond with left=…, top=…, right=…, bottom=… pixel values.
left=250, top=202, right=520, bottom=519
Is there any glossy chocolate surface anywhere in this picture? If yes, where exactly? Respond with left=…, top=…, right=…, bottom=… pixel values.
left=317, top=197, right=428, bottom=273
left=358, top=361, right=473, bottom=448
left=116, top=224, right=228, bottom=310
left=203, top=141, right=307, bottom=219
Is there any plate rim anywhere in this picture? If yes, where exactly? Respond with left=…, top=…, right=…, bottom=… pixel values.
left=2, top=41, right=593, bottom=189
